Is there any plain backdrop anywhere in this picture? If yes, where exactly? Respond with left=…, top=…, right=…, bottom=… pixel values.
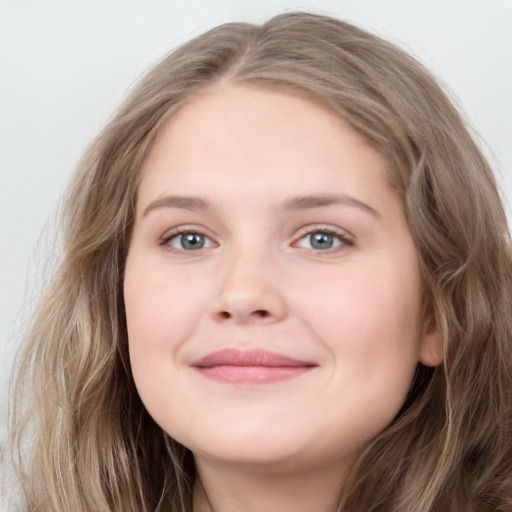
left=1, top=0, right=511, bottom=504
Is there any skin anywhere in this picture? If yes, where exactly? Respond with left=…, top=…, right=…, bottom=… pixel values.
left=124, top=84, right=443, bottom=512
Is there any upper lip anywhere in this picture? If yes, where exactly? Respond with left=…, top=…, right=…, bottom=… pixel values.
left=190, top=348, right=317, bottom=368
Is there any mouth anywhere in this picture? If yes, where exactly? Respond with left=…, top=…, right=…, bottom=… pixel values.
left=190, top=348, right=318, bottom=384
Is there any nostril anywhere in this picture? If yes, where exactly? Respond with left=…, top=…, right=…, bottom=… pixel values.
left=214, top=309, right=273, bottom=321
left=253, top=310, right=270, bottom=318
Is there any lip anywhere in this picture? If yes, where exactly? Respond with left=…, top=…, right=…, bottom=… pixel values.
left=190, top=348, right=318, bottom=384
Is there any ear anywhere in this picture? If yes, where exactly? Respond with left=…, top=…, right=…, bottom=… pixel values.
left=418, top=310, right=444, bottom=367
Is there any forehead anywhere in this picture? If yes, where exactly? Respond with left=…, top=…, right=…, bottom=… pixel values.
left=133, top=83, right=406, bottom=227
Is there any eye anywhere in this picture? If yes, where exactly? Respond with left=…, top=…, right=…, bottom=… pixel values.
left=294, top=229, right=353, bottom=251
left=164, top=231, right=216, bottom=251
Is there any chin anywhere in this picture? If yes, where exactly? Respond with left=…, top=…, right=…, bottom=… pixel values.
left=185, top=430, right=311, bottom=469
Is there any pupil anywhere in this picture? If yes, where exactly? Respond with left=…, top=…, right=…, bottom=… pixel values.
left=182, top=233, right=204, bottom=250
left=310, top=232, right=333, bottom=249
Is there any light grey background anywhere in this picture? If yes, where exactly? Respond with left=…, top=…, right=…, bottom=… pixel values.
left=1, top=0, right=511, bottom=505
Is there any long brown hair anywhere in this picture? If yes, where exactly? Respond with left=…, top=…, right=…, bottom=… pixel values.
left=9, top=12, right=512, bottom=511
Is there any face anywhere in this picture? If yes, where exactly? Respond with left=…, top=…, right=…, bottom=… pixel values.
left=124, top=85, right=442, bottom=476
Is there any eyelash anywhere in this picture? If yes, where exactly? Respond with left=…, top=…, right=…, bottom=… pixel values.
left=293, top=225, right=354, bottom=253
left=160, top=227, right=216, bottom=253
left=159, top=225, right=354, bottom=254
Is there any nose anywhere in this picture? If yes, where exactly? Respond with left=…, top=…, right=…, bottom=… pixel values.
left=210, top=250, right=287, bottom=325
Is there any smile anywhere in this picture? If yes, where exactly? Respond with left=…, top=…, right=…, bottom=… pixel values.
left=190, top=348, right=318, bottom=384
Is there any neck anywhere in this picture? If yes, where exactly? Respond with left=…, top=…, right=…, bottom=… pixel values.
left=192, top=457, right=349, bottom=512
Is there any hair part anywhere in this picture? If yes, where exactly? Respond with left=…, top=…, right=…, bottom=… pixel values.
left=9, top=12, right=512, bottom=511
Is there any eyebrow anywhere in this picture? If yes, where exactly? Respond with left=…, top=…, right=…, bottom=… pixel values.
left=284, top=194, right=381, bottom=218
left=142, top=193, right=380, bottom=218
left=143, top=196, right=209, bottom=216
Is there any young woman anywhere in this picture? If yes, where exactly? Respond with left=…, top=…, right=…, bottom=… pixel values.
left=10, top=12, right=512, bottom=512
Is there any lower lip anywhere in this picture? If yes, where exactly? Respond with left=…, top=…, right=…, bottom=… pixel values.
left=194, top=365, right=314, bottom=384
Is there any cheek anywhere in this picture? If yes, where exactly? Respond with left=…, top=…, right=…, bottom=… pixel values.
left=124, top=254, right=208, bottom=348
left=294, top=257, right=424, bottom=372
left=123, top=253, right=207, bottom=432
left=123, top=252, right=211, bottom=398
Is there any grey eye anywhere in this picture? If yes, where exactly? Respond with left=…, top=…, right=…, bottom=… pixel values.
left=296, top=231, right=344, bottom=250
left=168, top=232, right=214, bottom=251
left=309, top=232, right=334, bottom=249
